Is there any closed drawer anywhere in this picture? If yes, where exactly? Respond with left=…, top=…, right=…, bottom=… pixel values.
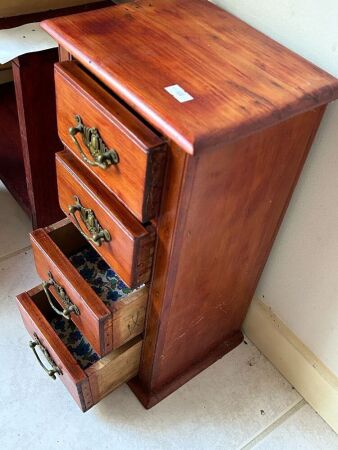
left=55, top=61, right=167, bottom=223
left=56, top=150, right=155, bottom=288
left=31, top=218, right=148, bottom=356
left=17, top=285, right=142, bottom=412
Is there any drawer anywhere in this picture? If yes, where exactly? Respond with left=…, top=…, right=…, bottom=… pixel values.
left=55, top=61, right=167, bottom=223
left=56, top=150, right=155, bottom=288
left=31, top=218, right=148, bottom=356
left=16, top=285, right=142, bottom=412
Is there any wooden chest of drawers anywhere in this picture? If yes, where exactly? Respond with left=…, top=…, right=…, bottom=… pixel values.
left=16, top=0, right=338, bottom=411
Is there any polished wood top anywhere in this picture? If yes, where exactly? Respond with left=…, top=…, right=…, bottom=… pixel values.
left=42, top=0, right=338, bottom=154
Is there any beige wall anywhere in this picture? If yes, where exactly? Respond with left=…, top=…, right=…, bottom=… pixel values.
left=212, top=0, right=338, bottom=375
left=0, top=0, right=102, bottom=18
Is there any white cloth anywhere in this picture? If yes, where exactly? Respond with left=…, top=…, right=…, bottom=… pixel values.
left=0, top=22, right=57, bottom=64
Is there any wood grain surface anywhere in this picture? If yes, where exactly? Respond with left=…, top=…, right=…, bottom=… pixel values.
left=55, top=61, right=167, bottom=222
left=0, top=2, right=116, bottom=228
left=12, top=49, right=64, bottom=228
left=16, top=286, right=93, bottom=411
left=56, top=150, right=156, bottom=287
left=111, top=288, right=148, bottom=349
left=0, top=82, right=30, bottom=214
left=31, top=218, right=149, bottom=354
left=86, top=336, right=142, bottom=404
left=42, top=0, right=338, bottom=155
left=132, top=106, right=326, bottom=405
left=17, top=285, right=143, bottom=411
left=29, top=0, right=338, bottom=410
left=31, top=218, right=113, bottom=356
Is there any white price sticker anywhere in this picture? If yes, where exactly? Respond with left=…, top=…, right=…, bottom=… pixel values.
left=164, top=84, right=194, bottom=103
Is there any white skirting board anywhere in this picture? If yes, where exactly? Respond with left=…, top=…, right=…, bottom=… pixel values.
left=243, top=298, right=338, bottom=433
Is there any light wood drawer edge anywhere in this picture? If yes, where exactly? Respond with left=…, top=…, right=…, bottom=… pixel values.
left=86, top=338, right=143, bottom=403
left=111, top=287, right=148, bottom=349
left=17, top=284, right=143, bottom=412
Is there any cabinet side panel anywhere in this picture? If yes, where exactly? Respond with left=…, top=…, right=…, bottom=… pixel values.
left=134, top=106, right=325, bottom=402
left=157, top=106, right=326, bottom=389
left=137, top=143, right=188, bottom=388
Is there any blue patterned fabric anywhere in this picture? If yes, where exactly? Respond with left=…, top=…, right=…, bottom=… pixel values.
left=69, top=246, right=133, bottom=307
left=49, top=247, right=136, bottom=369
left=50, top=316, right=99, bottom=369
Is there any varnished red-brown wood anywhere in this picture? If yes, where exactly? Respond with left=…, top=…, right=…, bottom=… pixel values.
left=0, top=1, right=112, bottom=29
left=12, top=49, right=64, bottom=228
left=16, top=285, right=143, bottom=412
left=129, top=330, right=243, bottom=408
left=55, top=61, right=167, bottom=222
left=31, top=218, right=112, bottom=356
left=0, top=51, right=63, bottom=226
left=130, top=106, right=326, bottom=406
left=30, top=218, right=149, bottom=355
left=42, top=0, right=338, bottom=155
left=58, top=45, right=73, bottom=62
left=0, top=82, right=30, bottom=214
left=0, top=2, right=115, bottom=228
left=16, top=286, right=93, bottom=411
left=56, top=150, right=156, bottom=287
left=23, top=0, right=338, bottom=410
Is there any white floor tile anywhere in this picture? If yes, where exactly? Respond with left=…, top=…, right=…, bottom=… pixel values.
left=0, top=181, right=31, bottom=259
left=252, top=403, right=338, bottom=450
left=0, top=249, right=301, bottom=450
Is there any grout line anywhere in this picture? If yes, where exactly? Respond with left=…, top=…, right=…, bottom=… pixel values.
left=0, top=245, right=32, bottom=264
left=240, top=399, right=306, bottom=449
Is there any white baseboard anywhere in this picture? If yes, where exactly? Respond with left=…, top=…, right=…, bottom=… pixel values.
left=243, top=298, right=338, bottom=433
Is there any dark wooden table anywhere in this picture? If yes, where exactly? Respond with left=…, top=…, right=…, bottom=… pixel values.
left=0, top=1, right=113, bottom=228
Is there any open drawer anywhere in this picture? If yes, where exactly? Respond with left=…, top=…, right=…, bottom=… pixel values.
left=30, top=218, right=148, bottom=356
left=55, top=61, right=167, bottom=223
left=56, top=150, right=156, bottom=288
left=16, top=285, right=142, bottom=412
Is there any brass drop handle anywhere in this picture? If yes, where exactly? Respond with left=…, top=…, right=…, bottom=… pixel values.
left=68, top=195, right=111, bottom=247
left=29, top=333, right=62, bottom=380
left=42, top=272, right=80, bottom=320
left=69, top=115, right=119, bottom=169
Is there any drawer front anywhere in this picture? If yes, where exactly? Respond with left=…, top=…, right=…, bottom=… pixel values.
left=55, top=61, right=167, bottom=223
left=30, top=218, right=148, bottom=356
left=56, top=150, right=156, bottom=288
left=17, top=285, right=142, bottom=412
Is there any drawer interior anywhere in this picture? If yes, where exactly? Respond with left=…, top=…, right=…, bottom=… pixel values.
left=47, top=220, right=142, bottom=311
left=56, top=150, right=155, bottom=288
left=32, top=288, right=99, bottom=370
left=31, top=218, right=148, bottom=355
left=18, top=286, right=142, bottom=411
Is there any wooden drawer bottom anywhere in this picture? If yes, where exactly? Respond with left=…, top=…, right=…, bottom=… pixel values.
left=17, top=285, right=142, bottom=412
left=31, top=218, right=148, bottom=356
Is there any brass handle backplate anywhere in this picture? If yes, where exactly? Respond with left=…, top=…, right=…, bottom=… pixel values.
left=29, top=333, right=62, bottom=380
left=42, top=272, right=80, bottom=320
left=69, top=115, right=119, bottom=169
left=69, top=196, right=111, bottom=247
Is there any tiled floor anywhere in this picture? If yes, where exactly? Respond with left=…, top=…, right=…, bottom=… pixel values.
left=0, top=182, right=337, bottom=450
left=0, top=181, right=31, bottom=260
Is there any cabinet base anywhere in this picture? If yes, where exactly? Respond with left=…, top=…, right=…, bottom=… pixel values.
left=128, top=330, right=243, bottom=409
